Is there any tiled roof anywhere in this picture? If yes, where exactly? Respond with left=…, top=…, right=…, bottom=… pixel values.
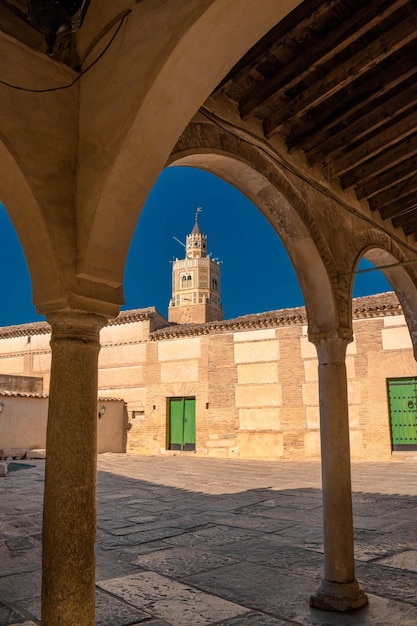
left=0, top=292, right=402, bottom=341
left=108, top=307, right=163, bottom=326
left=0, top=390, right=48, bottom=399
left=150, top=292, right=401, bottom=340
left=0, top=390, right=124, bottom=402
left=0, top=319, right=50, bottom=339
left=0, top=307, right=166, bottom=338
left=351, top=292, right=402, bottom=318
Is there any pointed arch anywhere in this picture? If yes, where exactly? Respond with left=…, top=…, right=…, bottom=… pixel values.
left=168, top=123, right=338, bottom=336
left=348, top=229, right=417, bottom=357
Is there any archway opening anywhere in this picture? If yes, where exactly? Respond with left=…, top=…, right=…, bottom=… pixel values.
left=353, top=258, right=391, bottom=298
left=123, top=166, right=304, bottom=320
left=350, top=247, right=417, bottom=458
left=0, top=202, right=44, bottom=326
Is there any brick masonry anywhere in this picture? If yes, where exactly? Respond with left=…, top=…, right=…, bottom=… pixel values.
left=0, top=295, right=415, bottom=460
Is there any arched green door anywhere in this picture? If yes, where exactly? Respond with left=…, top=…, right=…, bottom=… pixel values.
left=168, top=397, right=196, bottom=451
left=387, top=378, right=417, bottom=451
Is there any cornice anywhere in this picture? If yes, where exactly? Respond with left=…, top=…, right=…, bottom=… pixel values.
left=0, top=293, right=402, bottom=341
left=0, top=390, right=48, bottom=399
left=150, top=292, right=401, bottom=340
left=0, top=307, right=164, bottom=339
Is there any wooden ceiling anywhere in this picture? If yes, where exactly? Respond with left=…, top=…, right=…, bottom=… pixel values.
left=213, top=0, right=417, bottom=239
left=2, top=1, right=417, bottom=238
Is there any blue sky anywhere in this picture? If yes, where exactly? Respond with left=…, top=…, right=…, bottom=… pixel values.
left=0, top=166, right=391, bottom=327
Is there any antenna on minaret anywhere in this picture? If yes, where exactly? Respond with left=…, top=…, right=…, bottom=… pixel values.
left=173, top=236, right=186, bottom=248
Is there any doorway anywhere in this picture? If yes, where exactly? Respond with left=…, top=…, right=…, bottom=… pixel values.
left=168, top=397, right=196, bottom=451
left=387, top=377, right=417, bottom=451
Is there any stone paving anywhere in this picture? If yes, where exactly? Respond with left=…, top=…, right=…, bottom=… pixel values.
left=1, top=454, right=417, bottom=625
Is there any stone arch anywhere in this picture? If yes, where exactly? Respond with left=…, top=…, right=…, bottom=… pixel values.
left=78, top=0, right=303, bottom=294
left=0, top=139, right=62, bottom=309
left=347, top=229, right=417, bottom=356
left=167, top=121, right=339, bottom=336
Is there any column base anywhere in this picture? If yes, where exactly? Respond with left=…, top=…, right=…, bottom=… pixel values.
left=310, top=578, right=368, bottom=612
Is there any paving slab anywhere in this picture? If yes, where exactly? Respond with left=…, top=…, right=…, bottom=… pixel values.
left=0, top=570, right=41, bottom=603
left=374, top=549, right=417, bottom=571
left=165, top=524, right=262, bottom=550
left=356, top=561, right=417, bottom=606
left=0, top=601, right=26, bottom=626
left=135, top=546, right=238, bottom=578
left=184, top=562, right=417, bottom=625
left=218, top=614, right=291, bottom=625
left=19, top=589, right=153, bottom=626
left=183, top=560, right=319, bottom=620
left=98, top=571, right=246, bottom=626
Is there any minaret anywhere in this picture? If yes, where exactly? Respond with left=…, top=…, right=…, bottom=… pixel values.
left=168, top=209, right=223, bottom=324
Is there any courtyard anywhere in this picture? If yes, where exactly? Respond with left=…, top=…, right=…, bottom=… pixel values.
left=0, top=455, right=416, bottom=625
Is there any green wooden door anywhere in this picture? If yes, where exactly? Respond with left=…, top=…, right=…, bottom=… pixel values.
left=387, top=378, right=417, bottom=451
left=168, top=397, right=196, bottom=451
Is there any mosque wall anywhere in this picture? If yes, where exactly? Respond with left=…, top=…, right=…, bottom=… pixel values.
left=0, top=295, right=416, bottom=460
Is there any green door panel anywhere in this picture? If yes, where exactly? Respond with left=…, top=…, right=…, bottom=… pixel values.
left=168, top=397, right=196, bottom=451
left=183, top=398, right=196, bottom=450
left=169, top=398, right=184, bottom=450
left=388, top=378, right=417, bottom=451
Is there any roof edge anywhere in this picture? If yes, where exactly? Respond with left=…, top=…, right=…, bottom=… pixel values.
left=0, top=292, right=402, bottom=340
left=150, top=292, right=402, bottom=340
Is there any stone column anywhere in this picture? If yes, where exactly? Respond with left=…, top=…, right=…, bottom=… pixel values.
left=41, top=310, right=107, bottom=626
left=309, top=333, right=368, bottom=612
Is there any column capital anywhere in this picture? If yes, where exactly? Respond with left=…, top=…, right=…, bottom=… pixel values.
left=46, top=309, right=108, bottom=342
left=308, top=329, right=353, bottom=365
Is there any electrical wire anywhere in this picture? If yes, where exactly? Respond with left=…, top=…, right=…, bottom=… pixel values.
left=3, top=14, right=417, bottom=267
left=199, top=106, right=417, bottom=258
left=340, top=257, right=417, bottom=277
left=0, top=9, right=131, bottom=93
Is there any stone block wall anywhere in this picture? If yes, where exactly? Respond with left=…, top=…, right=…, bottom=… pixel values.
left=0, top=297, right=416, bottom=461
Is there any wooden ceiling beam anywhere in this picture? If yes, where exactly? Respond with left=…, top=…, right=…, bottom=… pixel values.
left=239, top=0, right=402, bottom=119
left=368, top=175, right=417, bottom=212
left=324, top=109, right=417, bottom=180
left=341, top=133, right=417, bottom=189
left=304, top=79, right=417, bottom=166
left=379, top=190, right=417, bottom=220
left=392, top=210, right=417, bottom=236
left=355, top=160, right=417, bottom=200
left=287, top=54, right=417, bottom=155
left=215, top=0, right=330, bottom=93
left=264, top=12, right=417, bottom=137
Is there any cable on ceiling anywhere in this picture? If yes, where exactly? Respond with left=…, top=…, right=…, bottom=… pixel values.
left=0, top=9, right=131, bottom=93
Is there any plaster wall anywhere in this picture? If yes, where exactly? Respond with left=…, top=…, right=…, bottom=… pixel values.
left=101, top=321, right=150, bottom=344
left=0, top=397, right=127, bottom=453
left=0, top=396, right=48, bottom=450
left=99, top=343, right=147, bottom=368
left=158, top=337, right=201, bottom=361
